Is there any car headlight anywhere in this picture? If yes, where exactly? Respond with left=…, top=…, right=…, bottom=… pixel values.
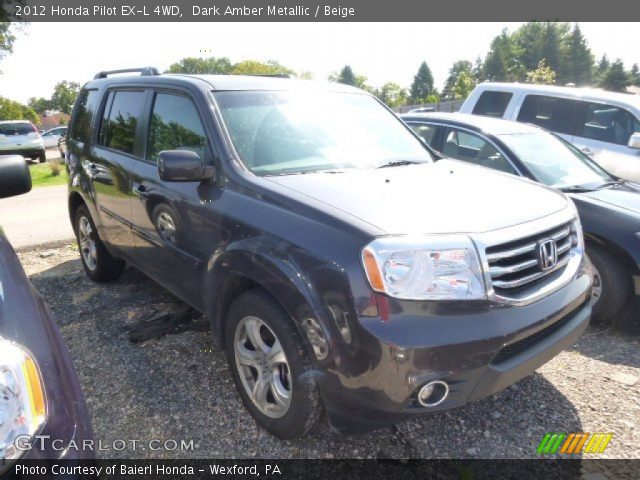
left=362, top=235, right=486, bottom=300
left=0, top=339, right=47, bottom=466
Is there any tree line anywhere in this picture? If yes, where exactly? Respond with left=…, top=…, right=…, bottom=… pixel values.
left=2, top=21, right=639, bottom=123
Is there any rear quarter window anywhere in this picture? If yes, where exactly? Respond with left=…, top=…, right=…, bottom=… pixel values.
left=472, top=91, right=513, bottom=118
left=69, top=89, right=100, bottom=145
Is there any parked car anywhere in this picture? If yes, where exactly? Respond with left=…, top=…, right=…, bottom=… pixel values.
left=459, top=83, right=640, bottom=183
left=0, top=121, right=46, bottom=163
left=66, top=68, right=592, bottom=438
left=0, top=155, right=94, bottom=476
left=402, top=111, right=639, bottom=323
left=41, top=126, right=67, bottom=149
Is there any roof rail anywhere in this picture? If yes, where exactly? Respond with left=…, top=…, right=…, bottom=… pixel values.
left=246, top=73, right=292, bottom=79
left=94, top=67, right=160, bottom=79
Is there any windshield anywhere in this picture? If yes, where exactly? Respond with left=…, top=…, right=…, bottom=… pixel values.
left=496, top=131, right=612, bottom=189
left=213, top=90, right=433, bottom=175
left=0, top=123, right=36, bottom=136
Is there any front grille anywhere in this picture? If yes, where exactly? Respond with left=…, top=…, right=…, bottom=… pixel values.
left=486, top=221, right=577, bottom=296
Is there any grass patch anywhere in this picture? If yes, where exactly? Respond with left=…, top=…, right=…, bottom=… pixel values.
left=29, top=162, right=68, bottom=187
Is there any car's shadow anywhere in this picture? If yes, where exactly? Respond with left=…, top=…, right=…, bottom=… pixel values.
left=29, top=259, right=588, bottom=459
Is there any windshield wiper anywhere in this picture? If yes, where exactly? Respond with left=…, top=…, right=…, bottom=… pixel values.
left=560, top=185, right=596, bottom=193
left=377, top=160, right=421, bottom=169
left=594, top=180, right=623, bottom=189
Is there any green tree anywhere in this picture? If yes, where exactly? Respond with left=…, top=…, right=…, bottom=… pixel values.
left=526, top=59, right=557, bottom=85
left=231, top=59, right=293, bottom=76
left=453, top=71, right=475, bottom=100
left=0, top=96, right=39, bottom=124
left=599, top=59, right=629, bottom=92
left=629, top=63, right=640, bottom=87
left=442, top=60, right=472, bottom=100
left=28, top=96, right=53, bottom=114
left=50, top=81, right=80, bottom=114
left=409, top=61, right=434, bottom=104
left=376, top=82, right=408, bottom=108
left=333, top=65, right=357, bottom=86
left=483, top=29, right=524, bottom=82
left=561, top=24, right=594, bottom=85
left=472, top=57, right=485, bottom=83
left=594, top=55, right=610, bottom=85
left=166, top=56, right=232, bottom=74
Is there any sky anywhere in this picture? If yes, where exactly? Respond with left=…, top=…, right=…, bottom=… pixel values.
left=1, top=22, right=638, bottom=104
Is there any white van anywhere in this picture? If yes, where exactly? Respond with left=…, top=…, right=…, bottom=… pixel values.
left=459, top=83, right=640, bottom=182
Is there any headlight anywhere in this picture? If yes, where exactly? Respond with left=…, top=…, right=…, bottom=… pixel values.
left=362, top=235, right=486, bottom=300
left=0, top=339, right=47, bottom=466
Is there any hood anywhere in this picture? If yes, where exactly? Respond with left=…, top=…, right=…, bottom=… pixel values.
left=266, top=160, right=569, bottom=235
left=573, top=182, right=640, bottom=217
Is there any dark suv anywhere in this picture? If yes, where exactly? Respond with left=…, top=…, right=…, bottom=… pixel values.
left=66, top=68, right=592, bottom=438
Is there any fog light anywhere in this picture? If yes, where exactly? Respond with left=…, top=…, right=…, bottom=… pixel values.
left=417, top=380, right=449, bottom=407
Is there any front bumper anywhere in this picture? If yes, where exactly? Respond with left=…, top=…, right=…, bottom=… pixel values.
left=321, top=266, right=592, bottom=434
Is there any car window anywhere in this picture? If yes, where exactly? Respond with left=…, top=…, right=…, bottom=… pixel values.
left=100, top=90, right=146, bottom=155
left=0, top=123, right=36, bottom=136
left=214, top=91, right=433, bottom=176
left=472, top=91, right=513, bottom=118
left=70, top=89, right=100, bottom=144
left=579, top=103, right=640, bottom=146
left=409, top=123, right=438, bottom=145
left=442, top=128, right=516, bottom=174
left=517, top=95, right=577, bottom=135
left=148, top=93, right=207, bottom=162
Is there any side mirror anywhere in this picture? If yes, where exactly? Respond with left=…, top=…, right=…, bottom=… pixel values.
left=628, top=132, right=640, bottom=149
left=0, top=155, right=32, bottom=199
left=157, top=150, right=215, bottom=183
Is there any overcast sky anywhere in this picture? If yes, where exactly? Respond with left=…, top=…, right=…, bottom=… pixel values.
left=1, top=22, right=638, bottom=103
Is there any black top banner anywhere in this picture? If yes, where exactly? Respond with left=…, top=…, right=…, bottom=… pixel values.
left=2, top=0, right=640, bottom=21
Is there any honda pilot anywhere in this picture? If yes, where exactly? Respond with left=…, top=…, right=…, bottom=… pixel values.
left=65, top=68, right=592, bottom=438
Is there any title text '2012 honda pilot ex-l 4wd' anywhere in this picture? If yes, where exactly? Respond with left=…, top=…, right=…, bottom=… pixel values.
left=65, top=68, right=592, bottom=438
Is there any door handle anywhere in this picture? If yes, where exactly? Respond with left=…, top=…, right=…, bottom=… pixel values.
left=581, top=147, right=593, bottom=155
left=134, top=184, right=149, bottom=198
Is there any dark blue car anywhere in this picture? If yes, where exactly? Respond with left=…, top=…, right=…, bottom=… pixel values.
left=402, top=112, right=640, bottom=323
left=0, top=155, right=94, bottom=477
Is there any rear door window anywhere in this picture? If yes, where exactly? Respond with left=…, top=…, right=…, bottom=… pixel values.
left=517, top=95, right=577, bottom=135
left=472, top=91, right=513, bottom=118
left=100, top=90, right=146, bottom=155
left=69, top=89, right=100, bottom=144
left=578, top=103, right=640, bottom=146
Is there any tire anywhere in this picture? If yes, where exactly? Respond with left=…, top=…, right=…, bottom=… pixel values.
left=224, top=289, right=322, bottom=439
left=587, top=243, right=633, bottom=324
left=74, top=204, right=126, bottom=282
left=38, top=151, right=46, bottom=163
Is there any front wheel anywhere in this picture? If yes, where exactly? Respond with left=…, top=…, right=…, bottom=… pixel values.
left=224, top=290, right=322, bottom=439
left=588, top=244, right=633, bottom=324
left=74, top=205, right=126, bottom=282
left=38, top=151, right=46, bottom=163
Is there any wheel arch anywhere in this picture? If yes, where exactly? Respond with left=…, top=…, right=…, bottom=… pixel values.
left=585, top=232, right=640, bottom=276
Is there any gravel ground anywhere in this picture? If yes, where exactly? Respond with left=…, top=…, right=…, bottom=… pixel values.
left=18, top=244, right=640, bottom=460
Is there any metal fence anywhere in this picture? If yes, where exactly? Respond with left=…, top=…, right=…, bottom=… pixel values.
left=394, top=100, right=464, bottom=114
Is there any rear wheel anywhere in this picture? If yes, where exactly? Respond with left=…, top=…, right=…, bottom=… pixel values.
left=38, top=151, right=46, bottom=163
left=224, top=290, right=322, bottom=439
left=587, top=243, right=633, bottom=324
left=74, top=204, right=126, bottom=282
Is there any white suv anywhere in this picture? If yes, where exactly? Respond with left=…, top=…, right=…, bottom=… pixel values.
left=460, top=83, right=640, bottom=182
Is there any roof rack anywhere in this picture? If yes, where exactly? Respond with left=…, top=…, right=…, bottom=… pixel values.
left=94, top=67, right=160, bottom=79
left=246, top=73, right=292, bottom=79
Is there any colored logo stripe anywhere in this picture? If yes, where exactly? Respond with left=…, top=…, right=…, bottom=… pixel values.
left=537, top=432, right=613, bottom=455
